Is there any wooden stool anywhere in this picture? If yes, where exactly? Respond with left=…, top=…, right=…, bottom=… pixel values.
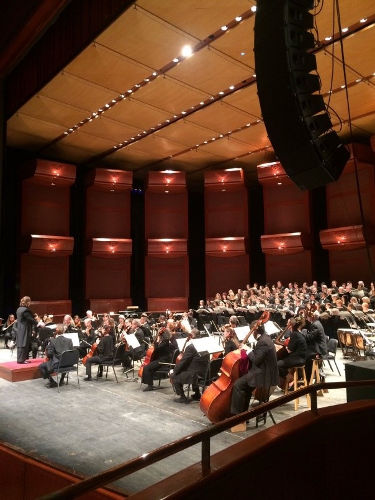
left=285, top=365, right=310, bottom=410
left=309, top=358, right=328, bottom=396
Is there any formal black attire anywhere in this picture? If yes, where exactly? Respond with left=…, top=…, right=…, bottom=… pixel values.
left=224, top=339, right=238, bottom=355
left=122, top=326, right=146, bottom=368
left=15, top=305, right=36, bottom=363
left=142, top=337, right=178, bottom=386
left=277, top=330, right=307, bottom=378
left=303, top=319, right=328, bottom=380
left=85, top=334, right=114, bottom=378
left=39, top=334, right=74, bottom=380
left=78, top=327, right=96, bottom=358
left=171, top=343, right=209, bottom=397
left=231, top=333, right=279, bottom=415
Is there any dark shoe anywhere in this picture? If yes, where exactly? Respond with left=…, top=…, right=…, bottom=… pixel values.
left=143, top=385, right=155, bottom=392
left=84, top=376, right=92, bottom=381
left=174, top=396, right=189, bottom=403
left=190, top=393, right=201, bottom=401
left=45, top=380, right=58, bottom=388
left=97, top=372, right=103, bottom=378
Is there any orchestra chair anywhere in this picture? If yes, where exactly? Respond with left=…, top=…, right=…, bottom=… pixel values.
left=284, top=365, right=310, bottom=411
left=309, top=358, right=328, bottom=396
left=52, top=349, right=80, bottom=393
left=322, top=338, right=341, bottom=376
left=254, top=386, right=277, bottom=427
left=96, top=344, right=124, bottom=384
left=184, top=353, right=216, bottom=398
left=351, top=333, right=368, bottom=360
left=124, top=347, right=144, bottom=381
left=151, top=349, right=180, bottom=388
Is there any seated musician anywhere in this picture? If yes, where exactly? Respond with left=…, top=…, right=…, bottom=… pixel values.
left=277, top=317, right=307, bottom=388
left=84, top=325, right=114, bottom=381
left=2, top=314, right=16, bottom=349
left=230, top=323, right=279, bottom=417
left=139, top=313, right=152, bottom=345
left=170, top=328, right=209, bottom=403
left=39, top=324, right=74, bottom=388
left=73, top=315, right=82, bottom=330
left=63, top=314, right=76, bottom=333
left=122, top=319, right=146, bottom=369
left=222, top=324, right=240, bottom=355
left=302, top=310, right=328, bottom=381
left=78, top=318, right=96, bottom=358
left=142, top=328, right=178, bottom=391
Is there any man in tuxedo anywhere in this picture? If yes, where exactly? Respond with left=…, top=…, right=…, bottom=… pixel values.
left=39, top=324, right=74, bottom=388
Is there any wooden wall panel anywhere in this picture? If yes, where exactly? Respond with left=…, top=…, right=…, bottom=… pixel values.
left=20, top=255, right=69, bottom=300
left=146, top=256, right=188, bottom=298
left=265, top=252, right=313, bottom=285
left=205, top=255, right=249, bottom=297
left=85, top=256, right=131, bottom=299
left=205, top=188, right=248, bottom=238
left=145, top=191, right=187, bottom=239
left=86, top=188, right=131, bottom=238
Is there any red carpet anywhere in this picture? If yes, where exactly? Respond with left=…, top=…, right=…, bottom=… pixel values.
left=0, top=358, right=44, bottom=382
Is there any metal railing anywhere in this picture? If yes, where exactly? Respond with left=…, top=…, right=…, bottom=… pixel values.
left=42, top=380, right=375, bottom=499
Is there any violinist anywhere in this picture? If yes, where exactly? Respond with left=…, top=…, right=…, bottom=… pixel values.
left=78, top=318, right=96, bottom=358
left=122, top=319, right=146, bottom=369
left=63, top=314, right=76, bottom=333
left=2, top=314, right=16, bottom=349
left=230, top=323, right=279, bottom=418
left=277, top=317, right=307, bottom=387
left=139, top=313, right=152, bottom=345
left=142, top=328, right=178, bottom=391
left=84, top=325, right=114, bottom=381
left=170, top=328, right=209, bottom=403
left=73, top=315, right=82, bottom=330
left=116, top=314, right=127, bottom=342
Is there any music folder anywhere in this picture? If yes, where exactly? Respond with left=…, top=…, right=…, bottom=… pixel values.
left=126, top=333, right=140, bottom=349
left=62, top=332, right=80, bottom=347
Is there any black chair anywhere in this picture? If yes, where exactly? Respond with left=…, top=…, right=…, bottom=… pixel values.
left=253, top=386, right=276, bottom=428
left=124, top=346, right=145, bottom=381
left=97, top=344, right=125, bottom=383
left=322, top=338, right=341, bottom=376
left=152, top=349, right=180, bottom=387
left=198, top=357, right=223, bottom=392
left=53, top=349, right=80, bottom=393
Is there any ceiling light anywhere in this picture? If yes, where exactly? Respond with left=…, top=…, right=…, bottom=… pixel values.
left=356, top=78, right=362, bottom=82
left=325, top=36, right=332, bottom=41
left=210, top=96, right=215, bottom=100
left=182, top=111, right=187, bottom=114
left=181, top=45, right=193, bottom=58
left=127, top=89, right=133, bottom=93
left=135, top=84, right=140, bottom=88
left=131, top=137, right=135, bottom=140
left=166, top=119, right=170, bottom=123
left=105, top=104, right=110, bottom=108
left=120, top=94, right=125, bottom=98
left=68, top=128, right=73, bottom=132
left=144, top=78, right=150, bottom=82
left=229, top=85, right=235, bottom=90
left=112, top=99, right=116, bottom=103
left=252, top=74, right=256, bottom=78
left=98, top=108, right=103, bottom=112
left=221, top=26, right=228, bottom=31
left=235, top=16, right=242, bottom=22
left=360, top=18, right=367, bottom=23
left=211, top=137, right=216, bottom=141
left=204, top=141, right=208, bottom=144
left=342, top=27, right=349, bottom=33
left=251, top=6, right=257, bottom=12
left=219, top=91, right=225, bottom=95
left=277, top=182, right=282, bottom=185
left=240, top=52, right=246, bottom=56
left=246, top=123, right=251, bottom=127
left=64, top=131, right=68, bottom=135
left=219, top=134, right=224, bottom=138
left=173, top=58, right=179, bottom=63
left=341, top=85, right=345, bottom=88
left=152, top=72, right=158, bottom=76
left=173, top=115, right=178, bottom=118
left=200, top=101, right=205, bottom=105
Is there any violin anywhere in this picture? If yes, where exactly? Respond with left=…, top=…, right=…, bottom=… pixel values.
left=82, top=342, right=98, bottom=366
left=200, top=311, right=270, bottom=423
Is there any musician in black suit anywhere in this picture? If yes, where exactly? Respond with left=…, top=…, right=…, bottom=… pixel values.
left=171, top=329, right=209, bottom=403
left=142, top=328, right=177, bottom=391
left=84, top=325, right=114, bottom=380
left=39, top=324, right=74, bottom=388
left=15, top=296, right=37, bottom=364
left=277, top=317, right=307, bottom=384
left=302, top=310, right=328, bottom=380
left=231, top=323, right=279, bottom=416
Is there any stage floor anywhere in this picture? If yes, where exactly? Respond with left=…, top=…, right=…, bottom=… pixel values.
left=0, top=345, right=348, bottom=495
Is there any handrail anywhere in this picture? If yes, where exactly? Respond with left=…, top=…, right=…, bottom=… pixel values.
left=42, top=380, right=375, bottom=500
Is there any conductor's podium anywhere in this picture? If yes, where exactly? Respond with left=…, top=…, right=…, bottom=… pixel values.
left=0, top=358, right=44, bottom=382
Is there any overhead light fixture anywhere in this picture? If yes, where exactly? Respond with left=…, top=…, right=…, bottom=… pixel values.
left=240, top=52, right=246, bottom=56
left=342, top=27, right=349, bottom=33
left=251, top=6, right=257, bottom=12
left=200, top=101, right=205, bottom=105
left=235, top=16, right=242, bottom=22
left=181, top=45, right=193, bottom=58
left=127, top=89, right=133, bottom=93
left=219, top=91, right=225, bottom=95
left=325, top=36, right=332, bottom=41
left=152, top=71, right=158, bottom=76
left=229, top=85, right=235, bottom=90
left=221, top=25, right=228, bottom=31
left=173, top=58, right=179, bottom=63
left=360, top=18, right=367, bottom=23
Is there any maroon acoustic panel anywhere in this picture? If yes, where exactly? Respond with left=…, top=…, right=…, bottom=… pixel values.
left=320, top=225, right=366, bottom=251
left=21, top=182, right=72, bottom=236
left=23, top=235, right=74, bottom=256
left=148, top=170, right=186, bottom=192
left=86, top=188, right=131, bottom=238
left=261, top=232, right=309, bottom=255
left=147, top=238, right=187, bottom=256
left=145, top=191, right=188, bottom=239
left=20, top=159, right=76, bottom=186
left=326, top=144, right=375, bottom=228
left=20, top=255, right=69, bottom=300
left=205, top=237, right=247, bottom=257
left=205, top=255, right=249, bottom=297
left=204, top=168, right=244, bottom=190
left=88, top=298, right=132, bottom=313
left=86, top=256, right=131, bottom=299
left=145, top=256, right=188, bottom=298
left=86, top=168, right=132, bottom=191
left=265, top=252, right=313, bottom=285
left=147, top=297, right=188, bottom=312
left=257, top=161, right=293, bottom=187
left=205, top=188, right=248, bottom=238
left=328, top=246, right=375, bottom=284
left=31, top=300, right=72, bottom=319
left=89, top=238, right=132, bottom=258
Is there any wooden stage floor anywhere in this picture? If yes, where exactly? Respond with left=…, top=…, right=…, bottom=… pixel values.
left=0, top=345, right=347, bottom=495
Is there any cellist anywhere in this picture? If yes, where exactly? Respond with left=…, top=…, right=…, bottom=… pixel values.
left=142, top=328, right=178, bottom=391
left=230, top=322, right=279, bottom=427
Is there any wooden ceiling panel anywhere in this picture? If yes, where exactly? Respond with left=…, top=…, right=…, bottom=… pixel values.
left=7, top=128, right=50, bottom=151
left=334, top=26, right=375, bottom=76
left=40, top=72, right=118, bottom=113
left=105, top=98, right=171, bottom=130
left=96, top=7, right=194, bottom=69
left=155, top=148, right=226, bottom=171
left=154, top=120, right=217, bottom=146
left=328, top=81, right=375, bottom=123
left=78, top=117, right=138, bottom=144
left=65, top=44, right=150, bottom=94
left=202, top=137, right=256, bottom=158
left=223, top=85, right=261, bottom=118
left=134, top=77, right=208, bottom=115
left=19, top=95, right=86, bottom=129
left=106, top=147, right=158, bottom=168
left=51, top=130, right=116, bottom=154
left=169, top=48, right=251, bottom=94
left=122, top=134, right=186, bottom=157
left=189, top=101, right=251, bottom=132
left=7, top=114, right=64, bottom=146
left=234, top=124, right=270, bottom=149
left=136, top=0, right=253, bottom=40
left=42, top=142, right=93, bottom=163
left=212, top=17, right=255, bottom=68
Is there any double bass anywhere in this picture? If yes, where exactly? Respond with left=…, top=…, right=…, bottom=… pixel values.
left=200, top=311, right=270, bottom=423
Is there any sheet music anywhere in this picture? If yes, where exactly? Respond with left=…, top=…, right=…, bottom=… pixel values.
left=264, top=321, right=281, bottom=335
left=126, top=333, right=140, bottom=349
left=62, top=332, right=80, bottom=347
left=191, top=337, right=223, bottom=354
left=176, top=338, right=187, bottom=352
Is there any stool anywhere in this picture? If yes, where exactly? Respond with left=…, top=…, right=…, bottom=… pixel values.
left=285, top=365, right=310, bottom=410
left=309, top=358, right=328, bottom=396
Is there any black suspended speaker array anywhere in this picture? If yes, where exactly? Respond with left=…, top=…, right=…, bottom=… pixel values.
left=254, top=0, right=350, bottom=190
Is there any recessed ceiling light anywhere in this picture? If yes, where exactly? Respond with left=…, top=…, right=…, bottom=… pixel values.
left=360, top=18, right=367, bottom=23
left=221, top=26, right=228, bottom=31
left=135, top=84, right=140, bottom=88
left=219, top=91, right=225, bottom=95
left=127, top=89, right=133, bottom=93
left=246, top=123, right=251, bottom=127
left=182, top=111, right=187, bottom=114
left=251, top=6, right=257, bottom=12
left=235, top=16, right=242, bottom=22
left=181, top=45, right=193, bottom=58
left=173, top=58, right=179, bottom=63
left=229, top=85, right=235, bottom=90
left=200, top=101, right=205, bottom=105
left=356, top=78, right=362, bottom=82
left=144, top=78, right=150, bottom=82
left=105, top=104, right=110, bottom=108
left=325, top=36, right=332, bottom=41
left=342, top=27, right=349, bottom=33
left=240, top=52, right=246, bottom=56
left=252, top=74, right=256, bottom=78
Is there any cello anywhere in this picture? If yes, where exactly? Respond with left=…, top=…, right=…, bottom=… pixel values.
left=200, top=311, right=270, bottom=423
left=138, top=327, right=166, bottom=378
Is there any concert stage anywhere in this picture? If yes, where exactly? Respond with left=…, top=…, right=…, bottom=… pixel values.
left=0, top=348, right=347, bottom=496
left=0, top=358, right=43, bottom=382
